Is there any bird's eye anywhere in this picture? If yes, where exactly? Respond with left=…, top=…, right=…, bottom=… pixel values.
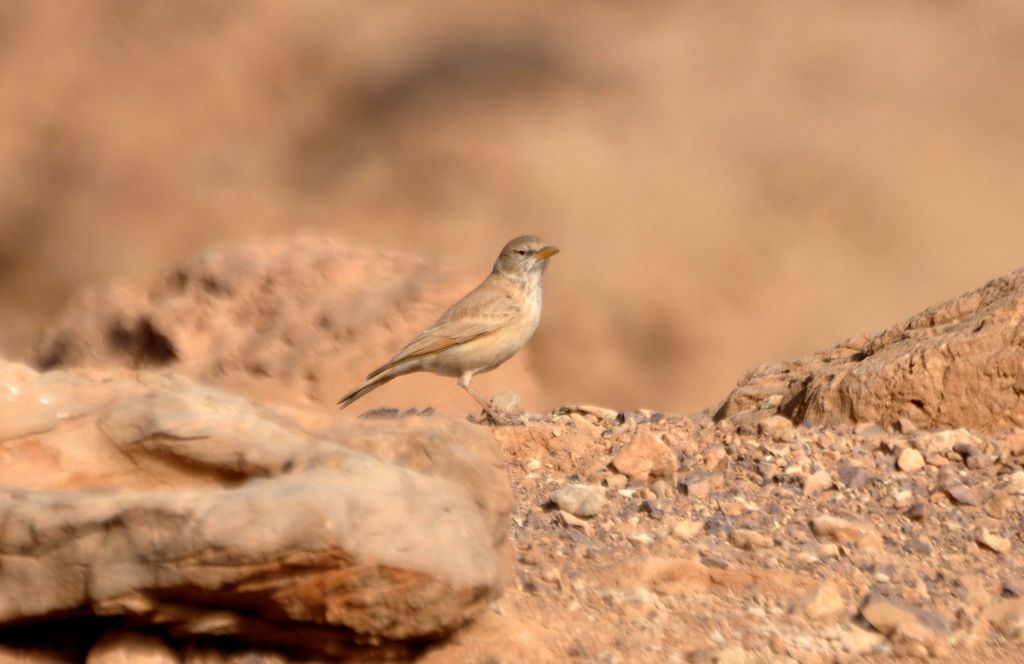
left=515, top=249, right=527, bottom=255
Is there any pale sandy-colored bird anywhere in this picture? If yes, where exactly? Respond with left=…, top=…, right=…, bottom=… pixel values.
left=338, top=235, right=558, bottom=420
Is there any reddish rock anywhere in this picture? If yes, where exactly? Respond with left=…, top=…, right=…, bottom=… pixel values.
left=716, top=269, right=1024, bottom=433
left=0, top=360, right=512, bottom=656
left=611, top=432, right=676, bottom=482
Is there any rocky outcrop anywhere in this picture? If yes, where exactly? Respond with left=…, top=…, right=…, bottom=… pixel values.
left=34, top=236, right=541, bottom=413
left=716, top=268, right=1024, bottom=433
left=0, top=360, right=512, bottom=657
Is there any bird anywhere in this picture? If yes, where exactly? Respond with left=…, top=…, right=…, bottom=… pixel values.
left=337, top=235, right=558, bottom=422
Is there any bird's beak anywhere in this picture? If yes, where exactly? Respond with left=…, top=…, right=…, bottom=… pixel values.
left=535, top=246, right=559, bottom=261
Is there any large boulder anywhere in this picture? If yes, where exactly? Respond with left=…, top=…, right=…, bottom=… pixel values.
left=716, top=268, right=1024, bottom=433
left=0, top=360, right=512, bottom=657
left=34, top=236, right=542, bottom=414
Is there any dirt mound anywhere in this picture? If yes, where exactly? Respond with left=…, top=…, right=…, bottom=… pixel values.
left=35, top=236, right=542, bottom=415
left=717, top=267, right=1024, bottom=433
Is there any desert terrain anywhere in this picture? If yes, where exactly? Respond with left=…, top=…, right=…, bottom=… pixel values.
left=2, top=1, right=1024, bottom=663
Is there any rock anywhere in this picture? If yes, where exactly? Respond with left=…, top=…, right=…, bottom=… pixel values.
left=897, top=448, right=925, bottom=472
left=983, top=598, right=1024, bottom=640
left=803, top=470, right=833, bottom=496
left=955, top=574, right=992, bottom=610
left=686, top=648, right=715, bottom=663
left=915, top=428, right=982, bottom=455
left=953, top=441, right=986, bottom=468
left=836, top=464, right=873, bottom=490
left=715, top=268, right=1024, bottom=433
left=906, top=538, right=932, bottom=555
left=817, top=543, right=841, bottom=559
left=559, top=510, right=594, bottom=535
left=945, top=482, right=984, bottom=506
left=906, top=503, right=927, bottom=521
left=795, top=581, right=845, bottom=620
left=977, top=529, right=1012, bottom=554
left=86, top=631, right=178, bottom=664
left=34, top=237, right=541, bottom=413
left=1007, top=470, right=1024, bottom=495
left=839, top=624, right=885, bottom=655
left=679, top=472, right=722, bottom=499
left=550, top=483, right=606, bottom=518
left=490, top=390, right=524, bottom=417
left=639, top=499, right=664, bottom=519
left=984, top=492, right=1015, bottom=518
left=757, top=415, right=795, bottom=441
left=0, top=361, right=512, bottom=656
left=1003, top=579, right=1024, bottom=598
left=671, top=519, right=704, bottom=541
left=895, top=417, right=918, bottom=434
left=556, top=404, right=620, bottom=421
left=860, top=596, right=947, bottom=658
left=606, top=474, right=628, bottom=490
left=729, top=529, right=774, bottom=550
left=611, top=432, right=676, bottom=482
left=810, top=516, right=880, bottom=549
left=713, top=646, right=749, bottom=664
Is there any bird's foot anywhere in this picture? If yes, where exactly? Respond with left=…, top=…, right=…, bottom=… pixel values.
left=478, top=407, right=526, bottom=426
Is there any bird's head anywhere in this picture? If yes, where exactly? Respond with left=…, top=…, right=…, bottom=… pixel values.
left=493, top=235, right=559, bottom=279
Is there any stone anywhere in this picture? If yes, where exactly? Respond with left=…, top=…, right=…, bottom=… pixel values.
left=796, top=581, right=845, bottom=620
left=945, top=483, right=984, bottom=506
left=550, top=483, right=606, bottom=518
left=715, top=268, right=1024, bottom=433
left=836, top=464, right=873, bottom=490
left=1007, top=471, right=1024, bottom=495
left=729, top=529, right=774, bottom=550
left=956, top=574, right=992, bottom=610
left=86, top=631, right=178, bottom=664
left=0, top=362, right=512, bottom=656
left=953, top=441, right=986, bottom=468
left=672, top=519, right=704, bottom=541
left=983, top=599, right=1024, bottom=640
left=490, top=390, right=524, bottom=417
left=1003, top=579, right=1024, bottom=598
left=915, top=428, right=982, bottom=455
left=977, top=529, right=1011, bottom=554
left=839, top=624, right=885, bottom=655
left=895, top=418, right=918, bottom=434
left=906, top=538, right=932, bottom=555
left=639, top=499, right=664, bottom=519
left=612, top=432, right=677, bottom=483
left=757, top=415, right=795, bottom=441
left=679, top=472, right=722, bottom=499
left=811, top=516, right=880, bottom=549
left=713, top=646, right=749, bottom=664
left=906, top=503, right=927, bottom=521
left=817, top=543, right=841, bottom=559
left=984, top=492, right=1015, bottom=519
left=897, top=448, right=924, bottom=472
left=860, top=596, right=947, bottom=658
left=803, top=470, right=833, bottom=496
left=606, top=474, right=628, bottom=490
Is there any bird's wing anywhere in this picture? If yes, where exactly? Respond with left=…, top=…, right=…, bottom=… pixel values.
left=366, top=277, right=521, bottom=378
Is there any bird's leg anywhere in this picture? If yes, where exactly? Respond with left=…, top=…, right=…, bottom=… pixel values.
left=458, top=373, right=509, bottom=424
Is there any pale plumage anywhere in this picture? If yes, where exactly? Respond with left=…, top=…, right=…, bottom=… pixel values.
left=338, top=235, right=558, bottom=420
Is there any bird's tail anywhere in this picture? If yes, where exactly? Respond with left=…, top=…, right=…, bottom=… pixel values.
left=337, top=373, right=396, bottom=410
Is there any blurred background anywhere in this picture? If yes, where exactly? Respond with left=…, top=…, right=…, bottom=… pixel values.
left=1, top=0, right=1023, bottom=413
